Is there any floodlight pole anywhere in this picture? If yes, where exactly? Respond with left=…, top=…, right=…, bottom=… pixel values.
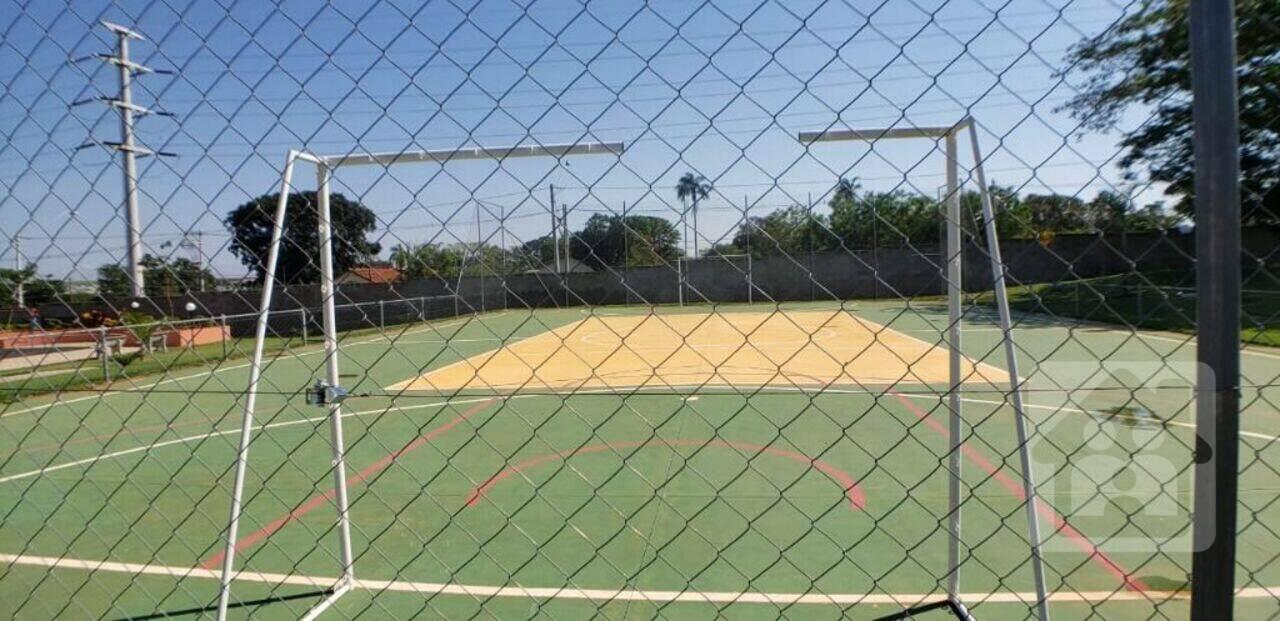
left=218, top=142, right=623, bottom=620
left=12, top=235, right=23, bottom=307
left=550, top=184, right=560, bottom=273
left=798, top=119, right=1047, bottom=621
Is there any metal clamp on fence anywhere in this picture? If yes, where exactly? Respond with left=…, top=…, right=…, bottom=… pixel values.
left=304, top=380, right=349, bottom=407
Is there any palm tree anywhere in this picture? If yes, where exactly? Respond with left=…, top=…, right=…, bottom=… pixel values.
left=675, top=172, right=712, bottom=256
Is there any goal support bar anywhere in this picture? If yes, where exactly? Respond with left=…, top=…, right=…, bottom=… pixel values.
left=798, top=117, right=1049, bottom=621
left=215, top=141, right=624, bottom=621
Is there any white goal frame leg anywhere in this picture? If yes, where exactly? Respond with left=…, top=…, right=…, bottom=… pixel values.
left=216, top=150, right=356, bottom=621
left=215, top=151, right=303, bottom=620
left=216, top=142, right=624, bottom=619
left=299, top=159, right=359, bottom=620
left=967, top=121, right=1050, bottom=620
left=798, top=118, right=1048, bottom=621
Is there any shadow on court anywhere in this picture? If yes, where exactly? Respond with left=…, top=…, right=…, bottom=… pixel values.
left=109, top=588, right=333, bottom=620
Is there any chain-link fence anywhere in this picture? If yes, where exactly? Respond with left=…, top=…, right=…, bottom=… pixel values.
left=0, top=1, right=1269, bottom=619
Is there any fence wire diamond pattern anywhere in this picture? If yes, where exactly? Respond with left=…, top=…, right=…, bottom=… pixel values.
left=0, top=1, right=1270, bottom=620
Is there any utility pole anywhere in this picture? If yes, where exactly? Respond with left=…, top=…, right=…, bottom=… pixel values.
left=116, top=24, right=143, bottom=298
left=562, top=204, right=570, bottom=272
left=550, top=184, right=560, bottom=273
left=744, top=195, right=752, bottom=304
left=12, top=235, right=23, bottom=307
left=693, top=197, right=699, bottom=258
left=561, top=203, right=571, bottom=307
left=807, top=191, right=815, bottom=301
left=180, top=232, right=206, bottom=292
left=476, top=199, right=485, bottom=310
left=73, top=21, right=175, bottom=299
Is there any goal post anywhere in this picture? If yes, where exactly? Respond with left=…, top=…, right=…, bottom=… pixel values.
left=215, top=141, right=624, bottom=621
left=798, top=117, right=1049, bottom=621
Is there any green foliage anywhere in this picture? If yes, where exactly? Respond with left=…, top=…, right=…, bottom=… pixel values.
left=1061, top=0, right=1279, bottom=224
left=829, top=188, right=940, bottom=249
left=391, top=243, right=463, bottom=279
left=96, top=264, right=132, bottom=298
left=515, top=235, right=559, bottom=270
left=225, top=191, right=382, bottom=284
left=97, top=256, right=216, bottom=298
left=570, top=213, right=683, bottom=269
left=730, top=205, right=830, bottom=258
left=0, top=266, right=64, bottom=305
left=675, top=173, right=712, bottom=207
left=119, top=311, right=159, bottom=353
left=458, top=244, right=514, bottom=277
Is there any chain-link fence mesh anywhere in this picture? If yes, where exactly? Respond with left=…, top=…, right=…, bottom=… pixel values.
left=0, top=1, right=1271, bottom=619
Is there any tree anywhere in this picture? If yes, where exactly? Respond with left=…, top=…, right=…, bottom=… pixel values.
left=959, top=185, right=1033, bottom=239
left=0, top=266, right=63, bottom=306
left=570, top=213, right=682, bottom=269
left=391, top=243, right=463, bottom=280
left=226, top=191, right=382, bottom=284
left=675, top=173, right=712, bottom=256
left=1061, top=0, right=1279, bottom=224
left=142, top=256, right=216, bottom=298
left=458, top=243, right=512, bottom=277
left=1020, top=193, right=1091, bottom=234
left=97, top=264, right=132, bottom=298
left=97, top=256, right=216, bottom=298
left=829, top=187, right=940, bottom=248
left=730, top=205, right=830, bottom=259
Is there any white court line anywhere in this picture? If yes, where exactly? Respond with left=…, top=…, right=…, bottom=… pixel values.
left=8, top=551, right=1262, bottom=605
left=8, top=385, right=1276, bottom=486
left=0, top=396, right=500, bottom=484
left=893, top=393, right=1280, bottom=444
left=0, top=314, right=495, bottom=420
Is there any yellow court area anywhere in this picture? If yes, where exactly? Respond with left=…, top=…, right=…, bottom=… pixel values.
left=388, top=310, right=1008, bottom=393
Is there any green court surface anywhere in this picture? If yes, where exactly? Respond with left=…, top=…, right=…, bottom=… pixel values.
left=1, top=302, right=1278, bottom=619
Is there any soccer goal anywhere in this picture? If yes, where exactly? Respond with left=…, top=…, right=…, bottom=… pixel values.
left=798, top=117, right=1048, bottom=621
left=214, top=141, right=624, bottom=621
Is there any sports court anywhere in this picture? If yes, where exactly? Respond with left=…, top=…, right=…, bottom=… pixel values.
left=0, top=2, right=1273, bottom=619
left=3, top=301, right=1278, bottom=619
left=387, top=309, right=1007, bottom=393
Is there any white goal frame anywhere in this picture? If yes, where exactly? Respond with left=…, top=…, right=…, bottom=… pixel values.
left=215, top=141, right=624, bottom=621
left=798, top=117, right=1049, bottom=621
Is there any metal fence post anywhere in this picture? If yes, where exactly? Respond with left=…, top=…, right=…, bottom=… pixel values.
left=1189, top=0, right=1242, bottom=618
left=300, top=307, right=308, bottom=345
left=97, top=326, right=108, bottom=382
left=220, top=314, right=228, bottom=358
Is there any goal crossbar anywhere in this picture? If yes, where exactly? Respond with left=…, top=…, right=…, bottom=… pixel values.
left=798, top=116, right=1049, bottom=621
left=214, top=141, right=624, bottom=621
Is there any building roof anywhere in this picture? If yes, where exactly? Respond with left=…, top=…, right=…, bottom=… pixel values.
left=339, top=266, right=402, bottom=284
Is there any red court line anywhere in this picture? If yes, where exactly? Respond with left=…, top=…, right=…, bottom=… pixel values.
left=201, top=398, right=498, bottom=570
left=890, top=393, right=1150, bottom=592
left=464, top=438, right=866, bottom=511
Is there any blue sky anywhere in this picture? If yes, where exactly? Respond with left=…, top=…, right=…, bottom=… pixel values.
left=0, top=0, right=1157, bottom=281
